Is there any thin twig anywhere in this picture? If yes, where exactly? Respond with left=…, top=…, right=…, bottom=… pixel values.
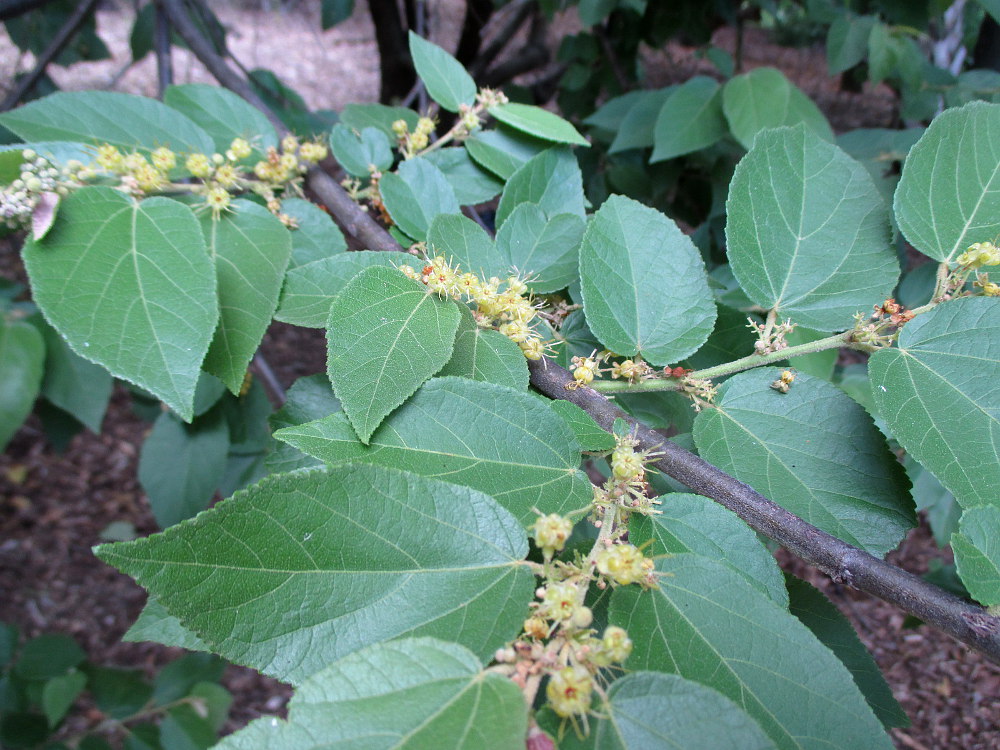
left=252, top=353, right=286, bottom=405
left=469, top=0, right=533, bottom=78
left=0, top=0, right=100, bottom=111
left=154, top=2, right=173, bottom=99
left=527, top=357, right=1000, bottom=665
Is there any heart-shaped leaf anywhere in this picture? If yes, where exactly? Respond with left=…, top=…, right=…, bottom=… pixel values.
left=326, top=265, right=460, bottom=443
left=23, top=187, right=218, bottom=420
left=869, top=297, right=1000, bottom=508
left=726, top=125, right=898, bottom=331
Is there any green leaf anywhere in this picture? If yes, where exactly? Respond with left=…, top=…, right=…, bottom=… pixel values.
left=277, top=251, right=418, bottom=329
left=906, top=456, right=961, bottom=546
left=827, top=14, right=877, bottom=74
left=23, top=188, right=218, bottom=421
left=423, top=147, right=504, bottom=205
left=263, top=374, right=342, bottom=476
left=784, top=326, right=837, bottom=380
left=340, top=103, right=418, bottom=138
left=488, top=103, right=589, bottom=147
left=631, top=493, right=788, bottom=606
left=683, top=304, right=758, bottom=372
left=785, top=575, right=909, bottom=728
left=869, top=297, right=1000, bottom=508
left=326, top=266, right=460, bottom=443
left=216, top=638, right=526, bottom=749
left=693, top=369, right=915, bottom=556
left=651, top=76, right=727, bottom=162
left=894, top=101, right=1000, bottom=263
left=608, top=88, right=674, bottom=154
left=952, top=505, right=1000, bottom=605
left=722, top=68, right=834, bottom=149
left=0, top=91, right=214, bottom=155
left=152, top=653, right=224, bottom=706
left=380, top=157, right=460, bottom=241
left=125, top=598, right=210, bottom=653
left=408, top=32, right=477, bottom=112
left=0, top=319, right=44, bottom=450
left=97, top=465, right=534, bottom=684
left=438, top=306, right=528, bottom=390
left=201, top=201, right=292, bottom=394
left=427, top=213, right=505, bottom=280
left=580, top=194, right=716, bottom=366
left=321, top=0, right=355, bottom=28
left=139, top=409, right=230, bottom=528
left=15, top=634, right=85, bottom=680
left=584, top=91, right=648, bottom=137
left=583, top=672, right=776, bottom=750
left=281, top=198, right=347, bottom=268
left=160, top=703, right=215, bottom=750
left=611, top=554, right=893, bottom=750
left=549, top=400, right=615, bottom=452
left=163, top=84, right=278, bottom=155
left=328, top=124, right=393, bottom=177
left=495, top=148, right=585, bottom=227
left=36, top=318, right=112, bottom=433
left=495, top=205, right=584, bottom=294
left=274, top=377, right=592, bottom=525
left=86, top=667, right=152, bottom=721
left=464, top=126, right=549, bottom=180
left=41, top=671, right=86, bottom=727
left=726, top=125, right=898, bottom=331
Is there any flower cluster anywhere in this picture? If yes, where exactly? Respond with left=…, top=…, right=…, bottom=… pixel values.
left=392, top=116, right=437, bottom=158
left=401, top=255, right=549, bottom=359
left=1, top=150, right=66, bottom=229
left=957, top=241, right=1000, bottom=269
left=595, top=542, right=655, bottom=587
left=591, top=430, right=663, bottom=528
left=748, top=315, right=795, bottom=354
left=533, top=513, right=573, bottom=559
left=850, top=297, right=916, bottom=348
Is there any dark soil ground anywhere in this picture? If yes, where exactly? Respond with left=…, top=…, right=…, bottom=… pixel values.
left=1, top=3, right=999, bottom=749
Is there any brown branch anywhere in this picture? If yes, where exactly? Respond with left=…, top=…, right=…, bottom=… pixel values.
left=0, top=0, right=100, bottom=111
left=153, top=3, right=173, bottom=99
left=468, top=0, right=533, bottom=78
left=480, top=11, right=549, bottom=89
left=159, top=0, right=401, bottom=253
left=527, top=358, right=1000, bottom=665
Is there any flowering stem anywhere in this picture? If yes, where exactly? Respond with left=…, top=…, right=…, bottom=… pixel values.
left=588, top=330, right=853, bottom=394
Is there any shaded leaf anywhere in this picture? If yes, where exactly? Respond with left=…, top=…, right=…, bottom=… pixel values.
left=139, top=409, right=230, bottom=528
left=37, top=318, right=111, bottom=433
left=424, top=147, right=504, bottom=205
left=464, top=126, right=550, bottom=180
left=438, top=305, right=528, bottom=390
left=328, top=124, right=393, bottom=177
left=281, top=197, right=347, bottom=268
left=427, top=213, right=505, bottom=280
left=651, top=76, right=727, bottom=162
left=549, top=400, right=615, bottom=452
left=201, top=201, right=292, bottom=394
left=952, top=505, right=1000, bottom=606
left=125, top=598, right=210, bottom=653
left=722, top=68, right=833, bottom=149
left=380, top=157, right=460, bottom=241
left=0, top=319, right=44, bottom=450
